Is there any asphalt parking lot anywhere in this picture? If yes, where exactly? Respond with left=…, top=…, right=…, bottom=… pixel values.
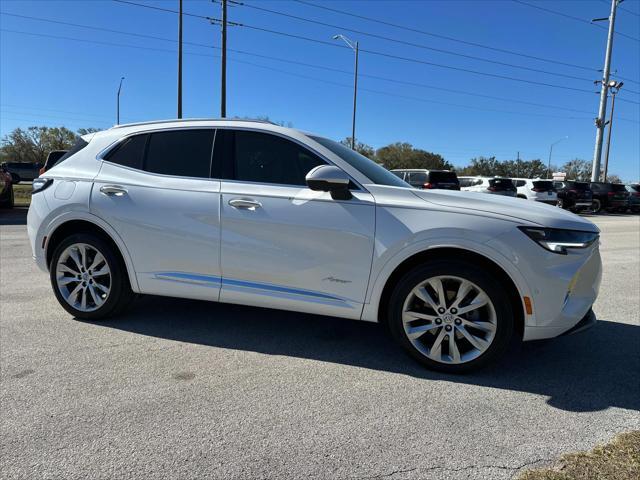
left=1, top=208, right=638, bottom=479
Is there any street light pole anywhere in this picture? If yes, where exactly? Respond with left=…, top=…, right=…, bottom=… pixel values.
left=116, top=76, right=125, bottom=125
left=548, top=136, right=568, bottom=179
left=591, top=0, right=621, bottom=182
left=603, top=81, right=623, bottom=182
left=333, top=34, right=359, bottom=150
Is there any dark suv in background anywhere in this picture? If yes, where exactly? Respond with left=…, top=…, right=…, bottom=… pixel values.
left=553, top=181, right=593, bottom=213
left=1, top=162, right=41, bottom=183
left=390, top=169, right=460, bottom=190
left=626, top=184, right=640, bottom=213
left=590, top=182, right=629, bottom=213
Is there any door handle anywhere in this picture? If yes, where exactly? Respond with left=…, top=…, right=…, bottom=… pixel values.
left=228, top=198, right=262, bottom=210
left=100, top=185, right=128, bottom=197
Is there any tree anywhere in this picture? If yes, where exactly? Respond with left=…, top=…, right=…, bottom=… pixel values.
left=375, top=142, right=451, bottom=170
left=339, top=137, right=375, bottom=159
left=457, top=157, right=551, bottom=178
left=456, top=156, right=501, bottom=176
left=561, top=159, right=592, bottom=181
left=606, top=174, right=623, bottom=184
left=0, top=126, right=96, bottom=165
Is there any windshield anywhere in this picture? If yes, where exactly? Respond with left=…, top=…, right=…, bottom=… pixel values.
left=309, top=135, right=409, bottom=188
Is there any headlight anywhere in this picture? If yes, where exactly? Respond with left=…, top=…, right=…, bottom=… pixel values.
left=518, top=227, right=598, bottom=254
left=32, top=178, right=53, bottom=194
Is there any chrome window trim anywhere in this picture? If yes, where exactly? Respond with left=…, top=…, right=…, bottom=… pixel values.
left=96, top=124, right=367, bottom=192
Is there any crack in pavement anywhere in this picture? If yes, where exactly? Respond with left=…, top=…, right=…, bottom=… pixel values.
left=355, top=458, right=548, bottom=479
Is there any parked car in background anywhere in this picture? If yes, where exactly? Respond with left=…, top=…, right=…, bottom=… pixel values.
left=589, top=182, right=629, bottom=213
left=459, top=176, right=517, bottom=197
left=553, top=181, right=593, bottom=213
left=40, top=150, right=68, bottom=176
left=1, top=161, right=42, bottom=183
left=625, top=184, right=640, bottom=213
left=390, top=169, right=460, bottom=190
left=27, top=119, right=602, bottom=373
left=513, top=178, right=557, bottom=205
left=0, top=166, right=15, bottom=208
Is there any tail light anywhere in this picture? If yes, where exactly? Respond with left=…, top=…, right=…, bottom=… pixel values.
left=487, top=186, right=496, bottom=192
left=422, top=182, right=434, bottom=189
left=39, top=167, right=46, bottom=176
left=607, top=191, right=615, bottom=196
left=634, top=192, right=640, bottom=197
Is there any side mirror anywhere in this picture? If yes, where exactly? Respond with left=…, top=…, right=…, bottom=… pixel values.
left=305, top=165, right=352, bottom=200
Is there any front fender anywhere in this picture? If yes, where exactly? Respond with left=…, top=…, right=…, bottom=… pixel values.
left=361, top=209, right=534, bottom=327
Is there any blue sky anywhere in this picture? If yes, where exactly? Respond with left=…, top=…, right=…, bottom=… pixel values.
left=1, top=0, right=639, bottom=180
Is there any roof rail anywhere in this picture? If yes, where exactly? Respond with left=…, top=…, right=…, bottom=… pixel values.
left=110, top=117, right=276, bottom=129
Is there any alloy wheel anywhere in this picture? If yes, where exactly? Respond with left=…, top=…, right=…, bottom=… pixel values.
left=55, top=243, right=112, bottom=312
left=402, top=275, right=497, bottom=364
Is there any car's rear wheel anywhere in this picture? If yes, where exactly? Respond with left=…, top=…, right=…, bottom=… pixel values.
left=591, top=199, right=602, bottom=214
left=387, top=260, right=514, bottom=373
left=50, top=233, right=133, bottom=320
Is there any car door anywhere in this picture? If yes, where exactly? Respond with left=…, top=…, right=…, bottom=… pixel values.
left=216, top=128, right=376, bottom=319
left=91, top=128, right=222, bottom=301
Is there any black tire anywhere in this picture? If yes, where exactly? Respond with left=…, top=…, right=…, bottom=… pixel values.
left=591, top=199, right=602, bottom=214
left=387, top=260, right=514, bottom=373
left=49, top=233, right=134, bottom=320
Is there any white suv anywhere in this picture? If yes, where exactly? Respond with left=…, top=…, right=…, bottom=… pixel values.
left=513, top=178, right=558, bottom=205
left=27, top=119, right=602, bottom=372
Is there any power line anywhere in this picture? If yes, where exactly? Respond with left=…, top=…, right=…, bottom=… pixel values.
left=0, top=13, right=614, bottom=116
left=292, top=0, right=600, bottom=74
left=224, top=0, right=599, bottom=85
left=512, top=0, right=640, bottom=43
left=110, top=0, right=639, bottom=97
left=5, top=28, right=634, bottom=124
left=600, top=0, right=640, bottom=18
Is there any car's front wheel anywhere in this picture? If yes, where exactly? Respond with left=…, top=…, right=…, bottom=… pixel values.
left=387, top=260, right=514, bottom=373
left=50, top=233, right=133, bottom=320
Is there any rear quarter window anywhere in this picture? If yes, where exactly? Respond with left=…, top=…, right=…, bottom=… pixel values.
left=54, top=138, right=89, bottom=167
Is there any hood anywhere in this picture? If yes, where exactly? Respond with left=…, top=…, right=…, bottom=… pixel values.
left=410, top=188, right=599, bottom=232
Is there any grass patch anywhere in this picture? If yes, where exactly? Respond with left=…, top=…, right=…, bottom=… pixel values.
left=12, top=184, right=32, bottom=206
left=518, top=430, right=640, bottom=480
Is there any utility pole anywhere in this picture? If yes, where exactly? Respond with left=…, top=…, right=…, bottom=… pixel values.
left=116, top=76, right=125, bottom=125
left=177, top=0, right=183, bottom=119
left=591, top=0, right=621, bottom=181
left=220, top=0, right=227, bottom=118
left=603, top=81, right=623, bottom=182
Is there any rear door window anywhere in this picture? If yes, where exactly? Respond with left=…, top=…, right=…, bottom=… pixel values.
left=145, top=129, right=215, bottom=178
left=611, top=184, right=626, bottom=192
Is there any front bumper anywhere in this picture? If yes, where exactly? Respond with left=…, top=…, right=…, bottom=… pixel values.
left=561, top=308, right=597, bottom=335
